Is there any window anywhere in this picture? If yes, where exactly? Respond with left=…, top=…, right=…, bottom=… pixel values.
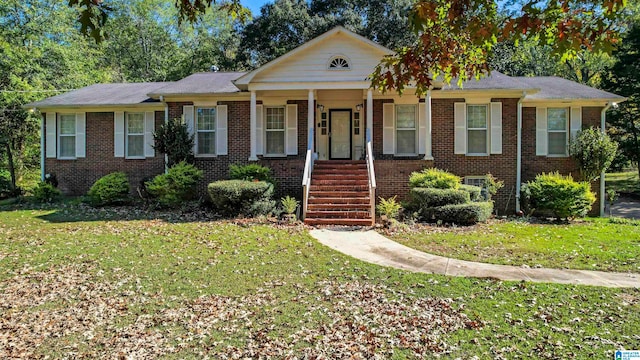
left=328, top=56, right=350, bottom=69
left=196, top=108, right=216, bottom=155
left=265, top=107, right=285, bottom=155
left=396, top=105, right=417, bottom=155
left=464, top=176, right=486, bottom=188
left=467, top=105, right=488, bottom=154
left=58, top=114, right=76, bottom=158
left=126, top=113, right=145, bottom=158
left=547, top=108, right=568, bottom=156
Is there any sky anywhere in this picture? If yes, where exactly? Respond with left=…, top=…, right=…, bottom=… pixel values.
left=242, top=0, right=271, bottom=16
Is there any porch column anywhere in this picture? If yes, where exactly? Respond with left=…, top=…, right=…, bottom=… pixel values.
left=308, top=89, right=315, bottom=153
left=249, top=90, right=258, bottom=161
left=366, top=88, right=373, bottom=147
left=424, top=90, right=433, bottom=160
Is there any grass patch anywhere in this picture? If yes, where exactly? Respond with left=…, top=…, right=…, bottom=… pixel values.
left=606, top=170, right=640, bottom=196
left=390, top=218, right=640, bottom=272
left=0, top=203, right=639, bottom=358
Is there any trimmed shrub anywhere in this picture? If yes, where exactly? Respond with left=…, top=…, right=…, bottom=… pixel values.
left=408, top=188, right=469, bottom=209
left=409, top=168, right=461, bottom=189
left=146, top=162, right=203, bottom=207
left=423, top=202, right=493, bottom=225
left=87, top=172, right=130, bottom=206
left=520, top=172, right=596, bottom=219
left=229, top=163, right=276, bottom=185
left=208, top=180, right=276, bottom=217
left=33, top=181, right=61, bottom=203
left=459, top=184, right=482, bottom=202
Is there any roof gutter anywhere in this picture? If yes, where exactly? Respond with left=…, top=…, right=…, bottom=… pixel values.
left=516, top=91, right=526, bottom=214
left=600, top=102, right=613, bottom=217
left=160, top=95, right=169, bottom=174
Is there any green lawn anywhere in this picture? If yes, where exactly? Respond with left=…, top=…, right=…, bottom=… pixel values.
left=607, top=170, right=640, bottom=197
left=390, top=218, right=640, bottom=272
left=0, top=203, right=639, bottom=358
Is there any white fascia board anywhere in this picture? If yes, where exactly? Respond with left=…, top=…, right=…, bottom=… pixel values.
left=248, top=81, right=372, bottom=91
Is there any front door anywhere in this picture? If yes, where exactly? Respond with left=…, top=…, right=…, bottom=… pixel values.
left=329, top=110, right=352, bottom=159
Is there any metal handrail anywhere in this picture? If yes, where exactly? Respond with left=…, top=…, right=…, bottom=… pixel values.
left=301, top=128, right=314, bottom=219
left=365, top=128, right=376, bottom=225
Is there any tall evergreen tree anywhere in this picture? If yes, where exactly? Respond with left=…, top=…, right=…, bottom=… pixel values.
left=602, top=24, right=640, bottom=177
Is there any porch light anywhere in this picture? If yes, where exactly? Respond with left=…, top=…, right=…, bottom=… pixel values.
left=356, top=103, right=363, bottom=111
left=317, top=104, right=324, bottom=112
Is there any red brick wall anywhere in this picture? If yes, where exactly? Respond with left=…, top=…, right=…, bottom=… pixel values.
left=44, top=101, right=603, bottom=215
left=374, top=160, right=433, bottom=202
left=371, top=98, right=520, bottom=215
left=522, top=106, right=603, bottom=215
left=173, top=100, right=310, bottom=200
left=44, top=111, right=165, bottom=196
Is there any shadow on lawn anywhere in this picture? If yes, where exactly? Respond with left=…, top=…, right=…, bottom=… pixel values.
left=0, top=197, right=225, bottom=224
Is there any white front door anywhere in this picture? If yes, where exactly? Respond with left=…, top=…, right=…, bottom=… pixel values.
left=330, top=110, right=351, bottom=159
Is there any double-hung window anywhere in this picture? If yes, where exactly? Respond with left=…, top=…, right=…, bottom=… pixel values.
left=265, top=107, right=285, bottom=156
left=396, top=105, right=417, bottom=155
left=196, top=108, right=216, bottom=155
left=126, top=113, right=145, bottom=158
left=58, top=114, right=76, bottom=159
left=547, top=108, right=568, bottom=156
left=467, top=105, right=488, bottom=155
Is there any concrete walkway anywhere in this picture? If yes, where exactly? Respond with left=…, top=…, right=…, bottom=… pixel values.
left=310, top=229, right=640, bottom=288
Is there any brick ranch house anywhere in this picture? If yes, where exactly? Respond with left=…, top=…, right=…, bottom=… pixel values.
left=27, top=26, right=624, bottom=225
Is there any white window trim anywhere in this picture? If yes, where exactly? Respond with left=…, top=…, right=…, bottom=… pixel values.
left=395, top=104, right=418, bottom=156
left=466, top=104, right=489, bottom=156
left=327, top=55, right=351, bottom=70
left=547, top=107, right=569, bottom=157
left=57, top=113, right=76, bottom=160
left=464, top=176, right=486, bottom=187
left=195, top=107, right=217, bottom=157
left=264, top=106, right=286, bottom=157
left=125, top=112, right=145, bottom=160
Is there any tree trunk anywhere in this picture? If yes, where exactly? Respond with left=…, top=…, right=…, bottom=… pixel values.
left=5, top=141, right=16, bottom=192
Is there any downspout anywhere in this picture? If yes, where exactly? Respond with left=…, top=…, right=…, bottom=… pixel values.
left=39, top=110, right=45, bottom=181
left=515, top=91, right=526, bottom=213
left=600, top=102, right=612, bottom=217
left=161, top=95, right=169, bottom=174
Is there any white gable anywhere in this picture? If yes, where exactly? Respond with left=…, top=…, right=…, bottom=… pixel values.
left=234, top=27, right=393, bottom=88
left=253, top=32, right=388, bottom=83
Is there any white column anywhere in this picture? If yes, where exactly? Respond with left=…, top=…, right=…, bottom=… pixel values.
left=366, top=89, right=373, bottom=142
left=249, top=90, right=258, bottom=161
left=308, top=89, right=315, bottom=152
left=424, top=90, right=433, bottom=160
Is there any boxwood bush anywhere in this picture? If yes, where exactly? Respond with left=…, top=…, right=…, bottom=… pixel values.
left=33, top=181, right=61, bottom=203
left=87, top=172, right=130, bottom=206
left=409, top=168, right=461, bottom=189
left=459, top=184, right=482, bottom=202
left=422, top=202, right=494, bottom=225
left=521, top=172, right=595, bottom=219
left=146, top=162, right=203, bottom=207
left=408, top=188, right=470, bottom=210
left=229, top=163, right=275, bottom=185
left=208, top=180, right=276, bottom=217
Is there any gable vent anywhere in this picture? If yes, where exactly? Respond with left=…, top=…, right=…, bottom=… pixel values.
left=328, top=56, right=350, bottom=70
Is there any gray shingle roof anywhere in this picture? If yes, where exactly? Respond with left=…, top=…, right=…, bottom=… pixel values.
left=438, top=71, right=535, bottom=91
left=149, top=72, right=245, bottom=96
left=26, top=82, right=172, bottom=108
left=516, top=76, right=625, bottom=101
